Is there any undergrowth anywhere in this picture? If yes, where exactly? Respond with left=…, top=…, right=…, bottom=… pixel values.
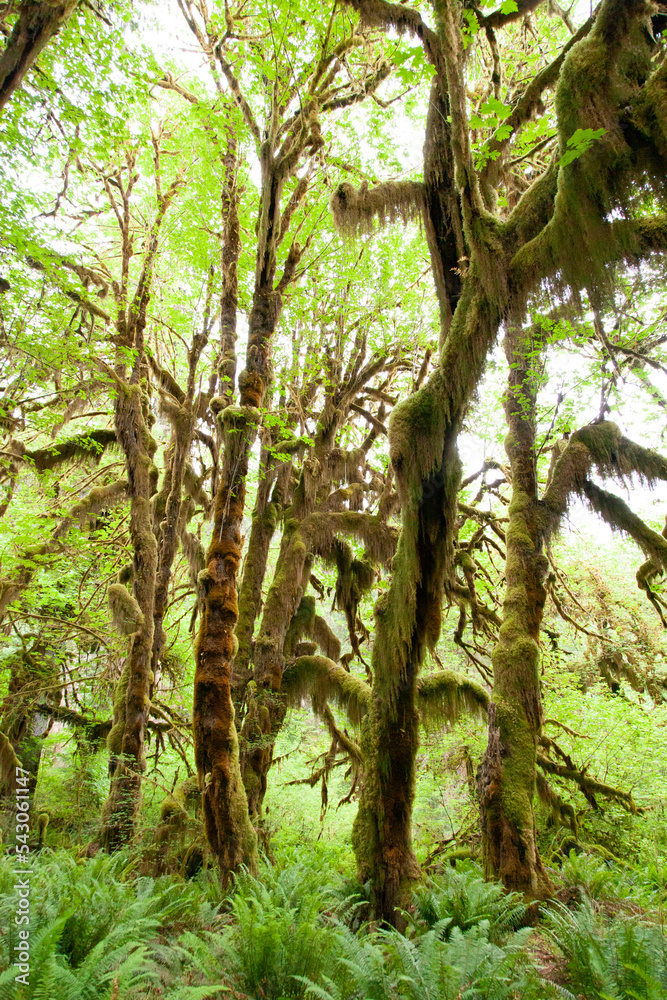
left=0, top=849, right=664, bottom=999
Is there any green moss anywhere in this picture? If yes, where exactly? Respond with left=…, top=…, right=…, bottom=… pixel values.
left=281, top=655, right=371, bottom=725
left=107, top=583, right=143, bottom=636
left=417, top=669, right=489, bottom=727
left=219, top=405, right=261, bottom=431
left=106, top=661, right=130, bottom=757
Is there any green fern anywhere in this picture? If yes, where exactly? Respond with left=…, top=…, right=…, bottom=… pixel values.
left=545, top=899, right=667, bottom=999
left=412, top=864, right=527, bottom=944
left=218, top=860, right=340, bottom=998
left=299, top=920, right=560, bottom=1000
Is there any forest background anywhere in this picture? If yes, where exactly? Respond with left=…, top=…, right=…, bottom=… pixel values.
left=1, top=0, right=667, bottom=997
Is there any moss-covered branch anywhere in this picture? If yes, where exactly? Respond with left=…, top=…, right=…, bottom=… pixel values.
left=20, top=429, right=118, bottom=473
left=541, top=421, right=667, bottom=536
left=417, top=669, right=489, bottom=725
left=282, top=654, right=371, bottom=726
left=537, top=751, right=639, bottom=814
left=331, top=180, right=424, bottom=236
left=581, top=480, right=667, bottom=572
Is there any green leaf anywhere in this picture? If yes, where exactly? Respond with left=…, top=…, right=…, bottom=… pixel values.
left=479, top=97, right=512, bottom=120
left=558, top=127, right=607, bottom=166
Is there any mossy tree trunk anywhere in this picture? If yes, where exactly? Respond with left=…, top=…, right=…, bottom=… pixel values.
left=238, top=347, right=396, bottom=825
left=100, top=156, right=182, bottom=851
left=192, top=131, right=262, bottom=877
left=192, top=138, right=301, bottom=876
left=193, top=402, right=260, bottom=875
left=100, top=381, right=158, bottom=851
left=336, top=0, right=667, bottom=923
left=151, top=322, right=210, bottom=685
left=477, top=329, right=553, bottom=898
left=240, top=516, right=311, bottom=821
left=231, top=444, right=290, bottom=716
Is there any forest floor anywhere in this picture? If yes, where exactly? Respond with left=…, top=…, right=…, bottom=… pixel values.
left=1, top=835, right=665, bottom=1000
left=2, top=704, right=666, bottom=999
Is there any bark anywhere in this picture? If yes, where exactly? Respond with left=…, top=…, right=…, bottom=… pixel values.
left=477, top=329, right=553, bottom=898
left=151, top=331, right=208, bottom=685
left=231, top=448, right=290, bottom=715
left=237, top=365, right=391, bottom=822
left=99, top=158, right=181, bottom=851
left=0, top=645, right=55, bottom=803
left=99, top=381, right=158, bottom=851
left=240, top=517, right=312, bottom=820
left=193, top=405, right=259, bottom=876
left=422, top=79, right=464, bottom=343
left=0, top=0, right=77, bottom=109
left=192, top=149, right=288, bottom=878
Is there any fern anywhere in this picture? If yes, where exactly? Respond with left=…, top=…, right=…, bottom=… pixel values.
left=545, top=899, right=667, bottom=999
left=300, top=920, right=560, bottom=1000
left=412, top=864, right=527, bottom=944
left=218, top=860, right=340, bottom=998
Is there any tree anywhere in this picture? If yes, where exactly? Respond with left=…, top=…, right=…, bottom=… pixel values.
left=331, top=0, right=667, bottom=917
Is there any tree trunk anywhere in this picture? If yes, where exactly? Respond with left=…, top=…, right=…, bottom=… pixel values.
left=0, top=1, right=77, bottom=109
left=193, top=404, right=260, bottom=875
left=151, top=330, right=208, bottom=683
left=100, top=382, right=158, bottom=851
left=352, top=656, right=421, bottom=929
left=240, top=518, right=311, bottom=820
left=192, top=136, right=294, bottom=874
left=477, top=329, right=553, bottom=898
left=231, top=447, right=289, bottom=716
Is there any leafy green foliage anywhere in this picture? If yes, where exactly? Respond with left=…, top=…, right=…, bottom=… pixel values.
left=558, top=128, right=608, bottom=167
left=299, top=921, right=554, bottom=1000
left=0, top=851, right=226, bottom=999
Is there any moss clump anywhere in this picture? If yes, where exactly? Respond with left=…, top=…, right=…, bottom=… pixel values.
left=175, top=775, right=201, bottom=812
left=107, top=583, right=144, bottom=636
left=417, top=669, right=489, bottom=727
left=283, top=596, right=317, bottom=658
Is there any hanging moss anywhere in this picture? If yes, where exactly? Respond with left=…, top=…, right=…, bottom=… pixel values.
left=305, top=510, right=397, bottom=566
left=542, top=421, right=667, bottom=539
left=417, top=670, right=489, bottom=727
left=22, top=428, right=118, bottom=473
left=311, top=614, right=341, bottom=662
left=107, top=583, right=144, bottom=636
left=535, top=771, right=578, bottom=836
left=281, top=655, right=371, bottom=726
left=331, top=179, right=425, bottom=235
left=283, top=596, right=317, bottom=658
left=511, top=0, right=667, bottom=305
left=581, top=480, right=667, bottom=571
